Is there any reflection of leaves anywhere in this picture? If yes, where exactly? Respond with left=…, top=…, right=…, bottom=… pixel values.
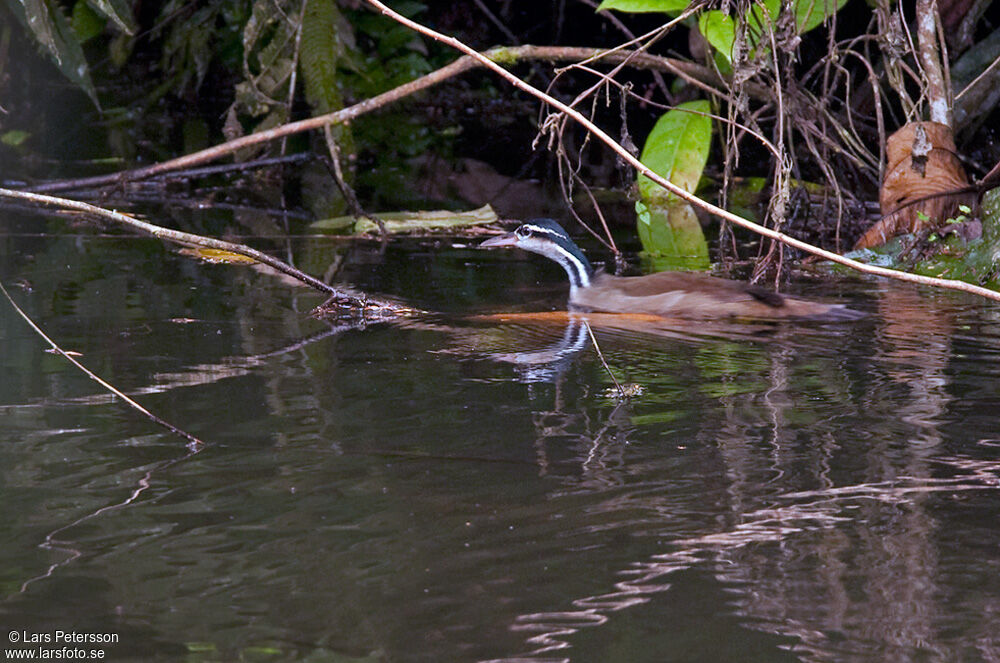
left=635, top=200, right=710, bottom=270
left=637, top=100, right=711, bottom=202
left=8, top=0, right=99, bottom=105
left=856, top=122, right=971, bottom=249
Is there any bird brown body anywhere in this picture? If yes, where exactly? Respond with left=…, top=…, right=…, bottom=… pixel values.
left=571, top=271, right=856, bottom=320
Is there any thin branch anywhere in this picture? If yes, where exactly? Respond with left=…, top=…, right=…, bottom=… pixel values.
left=320, top=126, right=387, bottom=235
left=364, top=0, right=1000, bottom=303
left=0, top=280, right=204, bottom=448
left=582, top=319, right=625, bottom=400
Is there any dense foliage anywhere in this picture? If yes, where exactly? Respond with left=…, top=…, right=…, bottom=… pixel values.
left=3, top=1, right=1000, bottom=268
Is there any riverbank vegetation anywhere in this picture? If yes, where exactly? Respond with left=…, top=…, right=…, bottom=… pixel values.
left=3, top=1, right=1000, bottom=295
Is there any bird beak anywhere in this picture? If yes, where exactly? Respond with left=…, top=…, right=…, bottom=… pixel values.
left=479, top=231, right=519, bottom=248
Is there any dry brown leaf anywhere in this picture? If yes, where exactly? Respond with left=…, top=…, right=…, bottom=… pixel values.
left=884, top=122, right=957, bottom=173
left=178, top=247, right=258, bottom=264
left=855, top=122, right=972, bottom=250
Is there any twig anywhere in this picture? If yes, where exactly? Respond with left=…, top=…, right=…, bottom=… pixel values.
left=364, top=0, right=1000, bottom=303
left=0, top=280, right=204, bottom=449
left=144, top=152, right=314, bottom=182
left=582, top=319, right=625, bottom=400
left=472, top=0, right=518, bottom=44
left=318, top=128, right=387, bottom=235
left=578, top=0, right=671, bottom=101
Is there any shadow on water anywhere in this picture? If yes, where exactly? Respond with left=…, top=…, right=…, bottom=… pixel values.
left=3, top=208, right=1000, bottom=661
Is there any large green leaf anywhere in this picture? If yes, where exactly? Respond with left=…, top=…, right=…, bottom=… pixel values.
left=636, top=99, right=712, bottom=202
left=596, top=0, right=690, bottom=12
left=301, top=0, right=349, bottom=114
left=8, top=0, right=98, bottom=105
left=697, top=0, right=846, bottom=62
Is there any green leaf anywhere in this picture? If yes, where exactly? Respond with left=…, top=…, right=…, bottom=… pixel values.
left=9, top=0, right=99, bottom=106
left=697, top=11, right=736, bottom=63
left=635, top=200, right=652, bottom=226
left=697, top=0, right=845, bottom=61
left=15, top=0, right=58, bottom=59
left=1, top=130, right=31, bottom=146
left=85, top=0, right=136, bottom=34
left=71, top=1, right=103, bottom=43
left=301, top=0, right=349, bottom=114
left=596, top=0, right=691, bottom=12
left=792, top=0, right=846, bottom=33
left=636, top=99, right=712, bottom=202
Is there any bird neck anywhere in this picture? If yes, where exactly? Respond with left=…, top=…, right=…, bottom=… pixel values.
left=542, top=238, right=593, bottom=294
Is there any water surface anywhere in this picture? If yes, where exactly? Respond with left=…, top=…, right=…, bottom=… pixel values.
left=3, top=210, right=1000, bottom=661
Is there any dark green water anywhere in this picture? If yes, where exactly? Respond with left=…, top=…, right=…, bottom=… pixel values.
left=3, top=210, right=1000, bottom=662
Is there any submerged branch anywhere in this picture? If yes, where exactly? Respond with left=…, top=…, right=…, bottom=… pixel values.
left=364, top=0, right=1000, bottom=303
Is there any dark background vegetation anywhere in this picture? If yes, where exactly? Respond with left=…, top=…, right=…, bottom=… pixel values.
left=3, top=1, right=1000, bottom=250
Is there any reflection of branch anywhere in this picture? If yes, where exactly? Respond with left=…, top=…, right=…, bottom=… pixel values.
left=366, top=0, right=1000, bottom=303
left=506, top=456, right=1000, bottom=659
left=19, top=447, right=203, bottom=594
left=583, top=320, right=624, bottom=399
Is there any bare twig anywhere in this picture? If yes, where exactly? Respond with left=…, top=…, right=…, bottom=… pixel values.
left=320, top=126, right=387, bottom=235
left=578, top=0, right=671, bottom=100
left=582, top=320, right=625, bottom=400
left=364, top=0, right=1000, bottom=303
left=0, top=280, right=204, bottom=448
